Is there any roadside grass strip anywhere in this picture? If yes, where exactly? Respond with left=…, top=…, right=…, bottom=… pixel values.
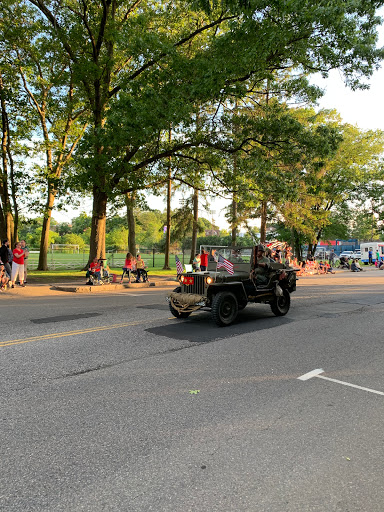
left=298, top=368, right=384, bottom=396
left=0, top=322, right=142, bottom=348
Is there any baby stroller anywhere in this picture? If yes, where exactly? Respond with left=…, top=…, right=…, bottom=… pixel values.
left=339, top=257, right=350, bottom=270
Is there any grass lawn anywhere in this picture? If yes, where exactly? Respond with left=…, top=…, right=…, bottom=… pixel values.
left=27, top=251, right=184, bottom=273
left=28, top=267, right=177, bottom=283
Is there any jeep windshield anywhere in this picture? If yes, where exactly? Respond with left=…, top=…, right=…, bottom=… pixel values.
left=205, top=247, right=253, bottom=271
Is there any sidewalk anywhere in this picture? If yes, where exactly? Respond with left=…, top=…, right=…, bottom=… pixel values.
left=0, top=275, right=178, bottom=297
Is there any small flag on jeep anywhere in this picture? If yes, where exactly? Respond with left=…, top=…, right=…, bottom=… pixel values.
left=175, top=255, right=183, bottom=274
left=217, top=254, right=234, bottom=275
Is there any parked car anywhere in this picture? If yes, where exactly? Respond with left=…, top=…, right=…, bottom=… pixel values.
left=350, top=250, right=361, bottom=260
left=339, top=251, right=354, bottom=259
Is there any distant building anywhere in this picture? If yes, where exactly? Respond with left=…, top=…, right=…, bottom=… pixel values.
left=205, top=229, right=220, bottom=237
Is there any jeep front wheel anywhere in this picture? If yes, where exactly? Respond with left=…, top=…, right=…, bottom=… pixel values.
left=211, top=292, right=238, bottom=326
left=169, top=287, right=191, bottom=319
left=270, top=289, right=291, bottom=316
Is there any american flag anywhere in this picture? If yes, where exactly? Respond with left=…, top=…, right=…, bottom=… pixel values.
left=217, top=254, right=234, bottom=275
left=175, top=255, right=183, bottom=274
left=266, top=240, right=284, bottom=250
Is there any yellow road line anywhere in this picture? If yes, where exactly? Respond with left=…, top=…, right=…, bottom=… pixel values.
left=0, top=321, right=142, bottom=348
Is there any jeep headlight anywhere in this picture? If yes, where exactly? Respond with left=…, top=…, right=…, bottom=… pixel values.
left=206, top=276, right=214, bottom=285
left=180, top=275, right=185, bottom=283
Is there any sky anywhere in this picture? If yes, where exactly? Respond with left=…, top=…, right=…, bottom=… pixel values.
left=56, top=13, right=384, bottom=230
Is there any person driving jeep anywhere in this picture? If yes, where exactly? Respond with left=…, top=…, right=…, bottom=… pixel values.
left=251, top=244, right=270, bottom=285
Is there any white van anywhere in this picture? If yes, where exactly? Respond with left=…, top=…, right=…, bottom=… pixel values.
left=360, top=242, right=384, bottom=263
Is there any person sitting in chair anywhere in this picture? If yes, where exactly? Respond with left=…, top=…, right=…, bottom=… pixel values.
left=135, top=254, right=146, bottom=282
left=86, top=257, right=101, bottom=284
left=250, top=245, right=270, bottom=286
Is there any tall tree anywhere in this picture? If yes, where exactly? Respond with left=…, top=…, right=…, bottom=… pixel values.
left=21, top=0, right=384, bottom=264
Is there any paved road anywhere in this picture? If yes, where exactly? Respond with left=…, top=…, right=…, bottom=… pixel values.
left=1, top=272, right=384, bottom=511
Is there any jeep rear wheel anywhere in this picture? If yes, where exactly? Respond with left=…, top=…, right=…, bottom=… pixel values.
left=211, top=292, right=238, bottom=326
left=169, top=287, right=191, bottom=319
left=270, top=289, right=291, bottom=316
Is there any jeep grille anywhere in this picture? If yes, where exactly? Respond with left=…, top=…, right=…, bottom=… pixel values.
left=181, top=273, right=206, bottom=295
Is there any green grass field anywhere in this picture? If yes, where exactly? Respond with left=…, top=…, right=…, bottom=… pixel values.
left=26, top=251, right=187, bottom=280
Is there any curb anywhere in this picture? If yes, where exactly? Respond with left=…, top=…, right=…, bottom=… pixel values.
left=51, top=280, right=177, bottom=293
left=52, top=282, right=151, bottom=293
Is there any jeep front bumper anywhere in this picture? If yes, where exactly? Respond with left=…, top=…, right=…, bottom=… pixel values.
left=167, top=291, right=207, bottom=313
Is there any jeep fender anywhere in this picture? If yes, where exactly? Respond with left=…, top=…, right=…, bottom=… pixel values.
left=207, top=283, right=248, bottom=303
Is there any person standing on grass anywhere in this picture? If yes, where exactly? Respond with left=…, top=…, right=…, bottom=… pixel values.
left=10, top=242, right=25, bottom=288
left=200, top=249, right=208, bottom=271
left=0, top=239, right=12, bottom=279
left=20, top=240, right=29, bottom=283
left=193, top=253, right=201, bottom=272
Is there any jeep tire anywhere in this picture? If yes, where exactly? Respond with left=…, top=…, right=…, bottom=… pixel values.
left=270, top=289, right=291, bottom=316
left=169, top=287, right=191, bottom=319
left=211, top=291, right=239, bottom=326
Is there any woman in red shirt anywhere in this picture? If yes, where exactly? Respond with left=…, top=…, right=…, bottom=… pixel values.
left=11, top=242, right=25, bottom=288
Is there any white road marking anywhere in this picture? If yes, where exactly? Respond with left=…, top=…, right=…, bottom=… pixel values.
left=297, top=368, right=324, bottom=381
left=298, top=368, right=384, bottom=396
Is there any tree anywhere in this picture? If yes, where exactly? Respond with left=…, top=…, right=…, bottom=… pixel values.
left=278, top=115, right=384, bottom=254
left=61, top=233, right=86, bottom=249
left=72, top=212, right=92, bottom=234
left=135, top=210, right=165, bottom=249
left=0, top=47, right=31, bottom=245
left=25, top=0, right=384, bottom=266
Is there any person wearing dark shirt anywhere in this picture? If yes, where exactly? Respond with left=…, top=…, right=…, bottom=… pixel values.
left=0, top=239, right=11, bottom=278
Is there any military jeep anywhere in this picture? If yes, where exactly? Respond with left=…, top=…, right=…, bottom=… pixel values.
left=167, top=246, right=297, bottom=326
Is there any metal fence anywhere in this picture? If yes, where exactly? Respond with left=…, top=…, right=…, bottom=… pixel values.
left=26, top=249, right=183, bottom=270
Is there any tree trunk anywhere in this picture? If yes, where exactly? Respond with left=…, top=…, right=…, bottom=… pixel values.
left=126, top=192, right=136, bottom=255
left=0, top=72, right=14, bottom=244
left=38, top=184, right=56, bottom=270
left=231, top=195, right=237, bottom=245
left=189, top=188, right=199, bottom=263
left=163, top=129, right=172, bottom=270
left=293, top=229, right=302, bottom=260
left=163, top=172, right=172, bottom=269
left=260, top=200, right=267, bottom=244
left=88, top=186, right=108, bottom=266
left=8, top=147, right=17, bottom=246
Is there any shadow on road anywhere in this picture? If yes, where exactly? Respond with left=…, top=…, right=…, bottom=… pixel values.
left=145, top=306, right=293, bottom=343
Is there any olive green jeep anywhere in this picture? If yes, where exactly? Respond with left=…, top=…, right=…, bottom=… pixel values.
left=167, top=246, right=297, bottom=326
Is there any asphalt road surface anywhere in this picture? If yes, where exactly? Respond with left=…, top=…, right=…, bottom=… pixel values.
left=1, top=272, right=384, bottom=511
